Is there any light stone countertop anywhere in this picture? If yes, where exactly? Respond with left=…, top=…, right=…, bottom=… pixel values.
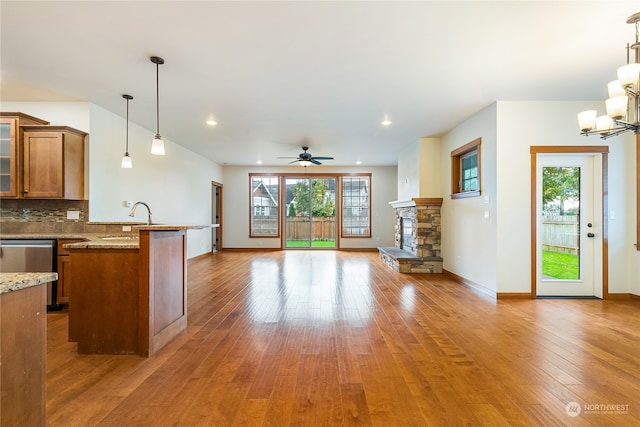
left=1, top=224, right=216, bottom=250
left=0, top=272, right=58, bottom=295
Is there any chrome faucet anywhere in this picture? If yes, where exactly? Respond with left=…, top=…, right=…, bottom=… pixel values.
left=129, top=201, right=153, bottom=225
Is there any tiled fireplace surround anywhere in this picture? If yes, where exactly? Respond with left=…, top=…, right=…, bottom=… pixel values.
left=378, top=198, right=443, bottom=273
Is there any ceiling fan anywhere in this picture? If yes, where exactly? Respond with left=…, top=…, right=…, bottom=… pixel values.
left=277, top=146, right=334, bottom=167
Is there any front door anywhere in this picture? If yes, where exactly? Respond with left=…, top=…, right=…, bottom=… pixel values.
left=284, top=177, right=337, bottom=249
left=535, top=154, right=602, bottom=297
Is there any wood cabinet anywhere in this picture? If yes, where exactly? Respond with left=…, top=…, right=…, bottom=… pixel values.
left=0, top=113, right=49, bottom=198
left=56, top=239, right=85, bottom=304
left=68, top=230, right=187, bottom=356
left=0, top=283, right=47, bottom=426
left=21, top=125, right=86, bottom=200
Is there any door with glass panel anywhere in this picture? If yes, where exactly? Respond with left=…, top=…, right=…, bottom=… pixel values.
left=284, top=177, right=336, bottom=249
left=536, top=155, right=600, bottom=297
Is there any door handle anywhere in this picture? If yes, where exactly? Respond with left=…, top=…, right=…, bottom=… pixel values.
left=587, top=233, right=595, bottom=238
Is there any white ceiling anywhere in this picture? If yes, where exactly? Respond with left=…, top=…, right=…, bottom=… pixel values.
left=1, top=1, right=637, bottom=166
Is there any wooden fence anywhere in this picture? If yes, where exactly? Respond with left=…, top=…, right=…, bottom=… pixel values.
left=542, top=214, right=578, bottom=255
left=286, top=217, right=336, bottom=241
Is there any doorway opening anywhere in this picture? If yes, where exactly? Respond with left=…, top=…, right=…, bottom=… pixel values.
left=283, top=177, right=337, bottom=249
left=211, top=181, right=222, bottom=252
left=530, top=146, right=609, bottom=298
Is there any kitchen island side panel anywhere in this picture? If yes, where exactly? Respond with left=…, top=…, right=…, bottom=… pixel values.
left=0, top=284, right=46, bottom=426
left=138, top=230, right=187, bottom=357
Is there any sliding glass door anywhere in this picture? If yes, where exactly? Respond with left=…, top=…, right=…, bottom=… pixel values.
left=284, top=177, right=336, bottom=249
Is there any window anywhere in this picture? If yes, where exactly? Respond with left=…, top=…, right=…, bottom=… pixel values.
left=451, top=138, right=481, bottom=199
left=250, top=175, right=279, bottom=237
left=341, top=176, right=371, bottom=237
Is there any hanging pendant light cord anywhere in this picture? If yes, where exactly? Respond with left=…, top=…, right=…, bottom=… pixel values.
left=126, top=97, right=130, bottom=153
left=155, top=62, right=160, bottom=135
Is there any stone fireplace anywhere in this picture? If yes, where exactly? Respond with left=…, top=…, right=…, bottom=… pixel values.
left=378, top=198, right=443, bottom=273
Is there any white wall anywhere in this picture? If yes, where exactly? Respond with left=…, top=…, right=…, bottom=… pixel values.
left=440, top=104, right=498, bottom=294
left=397, top=138, right=442, bottom=200
left=397, top=141, right=420, bottom=201
left=496, top=101, right=636, bottom=295
left=440, top=100, right=638, bottom=296
left=1, top=101, right=223, bottom=258
left=419, top=137, right=442, bottom=198
left=222, top=165, right=397, bottom=249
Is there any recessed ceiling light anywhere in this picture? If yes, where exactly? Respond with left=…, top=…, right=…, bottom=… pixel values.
left=256, top=160, right=263, bottom=165
left=356, top=160, right=362, bottom=165
left=206, top=119, right=217, bottom=126
left=381, top=119, right=392, bottom=126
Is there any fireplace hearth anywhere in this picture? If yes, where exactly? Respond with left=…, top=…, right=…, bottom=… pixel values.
left=378, top=198, right=443, bottom=273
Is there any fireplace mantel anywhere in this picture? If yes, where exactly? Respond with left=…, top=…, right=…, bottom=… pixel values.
left=389, top=198, right=443, bottom=209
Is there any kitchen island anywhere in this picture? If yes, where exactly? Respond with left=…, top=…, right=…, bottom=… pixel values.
left=65, top=225, right=207, bottom=357
left=0, top=272, right=57, bottom=427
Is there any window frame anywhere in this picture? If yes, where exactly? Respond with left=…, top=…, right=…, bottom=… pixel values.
left=249, top=174, right=281, bottom=238
left=340, top=174, right=372, bottom=238
left=451, top=137, right=482, bottom=199
left=248, top=172, right=372, bottom=240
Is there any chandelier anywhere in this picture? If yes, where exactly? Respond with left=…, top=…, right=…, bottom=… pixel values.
left=578, top=12, right=640, bottom=139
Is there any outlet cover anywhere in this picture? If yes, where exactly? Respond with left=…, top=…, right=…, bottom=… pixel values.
left=67, top=210, right=80, bottom=220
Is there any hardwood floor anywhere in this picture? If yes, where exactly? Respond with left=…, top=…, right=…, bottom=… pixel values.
left=46, top=251, right=639, bottom=426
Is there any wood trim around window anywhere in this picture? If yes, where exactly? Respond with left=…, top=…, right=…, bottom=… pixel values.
left=451, top=137, right=481, bottom=199
left=249, top=174, right=281, bottom=238
left=529, top=145, right=609, bottom=299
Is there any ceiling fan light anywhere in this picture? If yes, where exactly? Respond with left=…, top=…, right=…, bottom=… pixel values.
left=617, top=63, right=640, bottom=87
left=299, top=160, right=312, bottom=167
left=606, top=96, right=628, bottom=119
left=151, top=135, right=165, bottom=155
left=577, top=110, right=597, bottom=132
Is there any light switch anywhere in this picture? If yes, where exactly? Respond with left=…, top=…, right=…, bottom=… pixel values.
left=483, top=210, right=490, bottom=219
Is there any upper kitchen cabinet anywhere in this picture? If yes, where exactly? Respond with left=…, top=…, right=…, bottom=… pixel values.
left=17, top=125, right=87, bottom=200
left=0, top=112, right=50, bottom=198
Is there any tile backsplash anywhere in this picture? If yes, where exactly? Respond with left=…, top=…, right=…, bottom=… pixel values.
left=0, top=199, right=139, bottom=234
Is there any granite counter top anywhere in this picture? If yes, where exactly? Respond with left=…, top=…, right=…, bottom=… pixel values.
left=1, top=224, right=214, bottom=250
left=133, top=224, right=215, bottom=231
left=0, top=272, right=58, bottom=295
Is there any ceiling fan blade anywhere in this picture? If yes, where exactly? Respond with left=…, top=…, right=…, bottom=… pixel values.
left=311, top=156, right=333, bottom=160
left=311, top=159, right=322, bottom=165
left=288, top=160, right=299, bottom=164
left=277, top=156, right=299, bottom=159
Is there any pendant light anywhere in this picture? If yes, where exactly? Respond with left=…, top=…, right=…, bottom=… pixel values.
left=121, top=94, right=133, bottom=168
left=150, top=56, right=165, bottom=155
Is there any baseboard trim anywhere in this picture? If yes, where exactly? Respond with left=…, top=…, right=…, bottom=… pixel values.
left=221, top=247, right=379, bottom=252
left=442, top=269, right=499, bottom=299
left=606, top=293, right=633, bottom=300
left=222, top=247, right=281, bottom=252
left=497, top=292, right=534, bottom=299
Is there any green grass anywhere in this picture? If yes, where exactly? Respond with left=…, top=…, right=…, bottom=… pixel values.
left=285, top=240, right=336, bottom=248
left=542, top=250, right=579, bottom=280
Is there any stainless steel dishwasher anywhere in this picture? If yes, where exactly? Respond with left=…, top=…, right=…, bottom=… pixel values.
left=0, top=239, right=59, bottom=310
